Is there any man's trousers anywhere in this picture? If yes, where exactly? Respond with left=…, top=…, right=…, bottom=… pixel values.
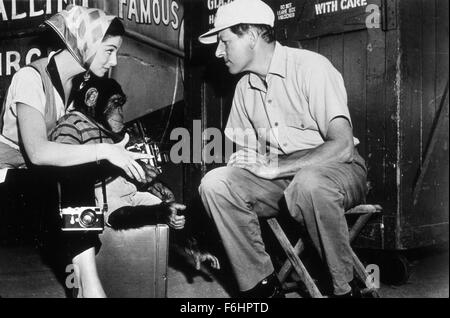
left=199, top=153, right=367, bottom=295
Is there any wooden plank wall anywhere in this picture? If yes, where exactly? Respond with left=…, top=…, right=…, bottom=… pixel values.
left=299, top=26, right=391, bottom=248
left=384, top=16, right=401, bottom=250
left=398, top=0, right=449, bottom=248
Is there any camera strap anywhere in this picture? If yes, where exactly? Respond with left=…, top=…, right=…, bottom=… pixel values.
left=66, top=111, right=112, bottom=213
left=98, top=129, right=108, bottom=214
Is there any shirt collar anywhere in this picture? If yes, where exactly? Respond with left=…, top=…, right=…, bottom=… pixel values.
left=267, top=41, right=287, bottom=78
left=248, top=42, right=287, bottom=92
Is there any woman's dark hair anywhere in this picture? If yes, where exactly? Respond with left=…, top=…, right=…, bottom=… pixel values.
left=230, top=24, right=275, bottom=43
left=103, top=18, right=125, bottom=40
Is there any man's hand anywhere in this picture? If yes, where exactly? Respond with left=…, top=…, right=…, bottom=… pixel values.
left=148, top=182, right=175, bottom=202
left=165, top=202, right=186, bottom=230
left=228, top=149, right=278, bottom=179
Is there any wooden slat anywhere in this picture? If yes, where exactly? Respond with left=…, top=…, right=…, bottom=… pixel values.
left=278, top=237, right=305, bottom=283
left=413, top=83, right=449, bottom=206
left=331, top=34, right=344, bottom=75
left=267, top=218, right=323, bottom=298
left=413, top=0, right=438, bottom=226
left=318, top=33, right=344, bottom=74
left=343, top=30, right=367, bottom=160
left=436, top=0, right=449, bottom=108
left=383, top=18, right=401, bottom=249
left=421, top=0, right=437, bottom=165
left=345, top=204, right=383, bottom=214
left=399, top=0, right=423, bottom=232
left=418, top=0, right=450, bottom=227
left=366, top=25, right=387, bottom=207
left=349, top=213, right=375, bottom=242
left=298, top=38, right=319, bottom=53
left=351, top=249, right=369, bottom=286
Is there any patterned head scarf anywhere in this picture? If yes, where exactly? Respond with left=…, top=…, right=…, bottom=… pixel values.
left=44, top=5, right=117, bottom=69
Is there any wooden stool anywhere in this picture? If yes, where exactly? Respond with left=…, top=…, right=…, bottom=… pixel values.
left=266, top=204, right=382, bottom=298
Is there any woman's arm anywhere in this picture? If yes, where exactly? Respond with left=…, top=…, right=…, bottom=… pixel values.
left=17, top=103, right=148, bottom=182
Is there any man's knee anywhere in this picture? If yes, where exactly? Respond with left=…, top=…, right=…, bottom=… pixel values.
left=286, top=167, right=329, bottom=197
left=198, top=166, right=237, bottom=196
left=284, top=166, right=345, bottom=219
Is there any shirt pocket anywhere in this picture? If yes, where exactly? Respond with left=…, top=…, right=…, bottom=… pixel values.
left=284, top=114, right=315, bottom=130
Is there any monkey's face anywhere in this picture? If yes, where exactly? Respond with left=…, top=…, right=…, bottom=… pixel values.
left=106, top=106, right=125, bottom=133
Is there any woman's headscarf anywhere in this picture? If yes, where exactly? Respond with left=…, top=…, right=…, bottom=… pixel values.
left=44, top=5, right=117, bottom=69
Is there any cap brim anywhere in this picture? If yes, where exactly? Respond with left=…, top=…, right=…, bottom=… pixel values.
left=198, top=24, right=233, bottom=44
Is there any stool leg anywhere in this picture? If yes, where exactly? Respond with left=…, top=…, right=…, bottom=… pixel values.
left=349, top=213, right=381, bottom=297
left=278, top=239, right=305, bottom=283
left=277, top=211, right=379, bottom=294
left=351, top=249, right=380, bottom=297
left=267, top=218, right=323, bottom=298
left=352, top=249, right=369, bottom=285
left=349, top=213, right=374, bottom=242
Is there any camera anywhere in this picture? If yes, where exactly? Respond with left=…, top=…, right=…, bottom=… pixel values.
left=127, top=137, right=169, bottom=173
left=60, top=206, right=104, bottom=232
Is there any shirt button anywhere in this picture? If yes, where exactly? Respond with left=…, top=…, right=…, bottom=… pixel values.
left=300, top=124, right=305, bottom=128
left=267, top=99, right=272, bottom=104
left=283, top=143, right=288, bottom=147
left=274, top=122, right=279, bottom=127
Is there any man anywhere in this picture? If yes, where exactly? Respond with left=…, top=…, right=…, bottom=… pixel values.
left=198, top=0, right=367, bottom=298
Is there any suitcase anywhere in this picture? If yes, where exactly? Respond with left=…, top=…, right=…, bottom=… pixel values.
left=96, top=224, right=169, bottom=298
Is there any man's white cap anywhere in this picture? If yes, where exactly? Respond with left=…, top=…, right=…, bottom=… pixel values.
left=198, top=0, right=275, bottom=44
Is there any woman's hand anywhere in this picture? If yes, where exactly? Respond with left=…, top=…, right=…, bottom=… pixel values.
left=101, top=134, right=153, bottom=183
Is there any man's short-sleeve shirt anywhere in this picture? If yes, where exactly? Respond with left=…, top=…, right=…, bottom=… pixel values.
left=225, top=42, right=359, bottom=155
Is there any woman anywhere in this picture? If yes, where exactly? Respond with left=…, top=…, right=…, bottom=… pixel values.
left=0, top=5, right=148, bottom=297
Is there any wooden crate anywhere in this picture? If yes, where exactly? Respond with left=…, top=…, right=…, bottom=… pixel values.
left=96, top=224, right=169, bottom=298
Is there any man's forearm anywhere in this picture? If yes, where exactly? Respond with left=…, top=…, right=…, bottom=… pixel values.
left=272, top=139, right=354, bottom=179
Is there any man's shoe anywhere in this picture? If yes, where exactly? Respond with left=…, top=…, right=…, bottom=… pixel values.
left=333, top=286, right=362, bottom=298
left=240, top=273, right=285, bottom=298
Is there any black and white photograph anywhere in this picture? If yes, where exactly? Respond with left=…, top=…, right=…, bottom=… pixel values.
left=0, top=0, right=448, bottom=302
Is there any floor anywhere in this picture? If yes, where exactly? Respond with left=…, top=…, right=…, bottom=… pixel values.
left=0, top=242, right=448, bottom=298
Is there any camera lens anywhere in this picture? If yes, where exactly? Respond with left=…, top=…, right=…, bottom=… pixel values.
left=79, top=209, right=97, bottom=228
